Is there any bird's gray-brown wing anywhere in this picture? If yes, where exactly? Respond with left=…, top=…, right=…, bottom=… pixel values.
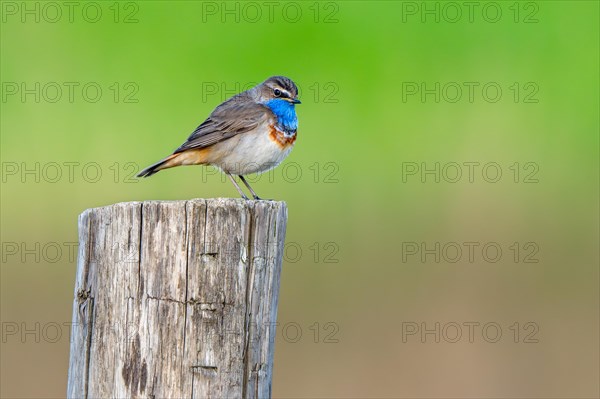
left=174, top=98, right=272, bottom=154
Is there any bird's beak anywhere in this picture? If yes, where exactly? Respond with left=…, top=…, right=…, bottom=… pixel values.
left=289, top=98, right=301, bottom=104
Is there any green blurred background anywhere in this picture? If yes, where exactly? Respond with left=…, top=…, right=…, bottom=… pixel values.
left=1, top=1, right=598, bottom=397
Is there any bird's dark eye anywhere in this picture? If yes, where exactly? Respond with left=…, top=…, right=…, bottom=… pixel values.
left=274, top=88, right=282, bottom=97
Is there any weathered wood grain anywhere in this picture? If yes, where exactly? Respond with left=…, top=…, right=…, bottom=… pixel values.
left=67, top=198, right=287, bottom=399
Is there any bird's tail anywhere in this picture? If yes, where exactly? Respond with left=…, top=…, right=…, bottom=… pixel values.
left=136, top=154, right=178, bottom=178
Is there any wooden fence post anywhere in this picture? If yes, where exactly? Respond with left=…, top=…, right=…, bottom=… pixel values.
left=67, top=198, right=288, bottom=398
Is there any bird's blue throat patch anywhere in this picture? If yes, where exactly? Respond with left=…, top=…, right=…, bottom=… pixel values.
left=265, top=99, right=298, bottom=136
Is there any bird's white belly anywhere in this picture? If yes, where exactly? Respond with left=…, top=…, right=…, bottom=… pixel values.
left=208, top=126, right=294, bottom=175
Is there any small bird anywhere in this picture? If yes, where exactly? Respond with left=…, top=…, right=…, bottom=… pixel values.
left=137, top=76, right=300, bottom=200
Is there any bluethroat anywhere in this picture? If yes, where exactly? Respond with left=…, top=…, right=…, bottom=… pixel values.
left=137, top=76, right=300, bottom=200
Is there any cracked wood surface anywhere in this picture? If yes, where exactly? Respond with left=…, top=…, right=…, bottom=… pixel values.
left=67, top=198, right=287, bottom=399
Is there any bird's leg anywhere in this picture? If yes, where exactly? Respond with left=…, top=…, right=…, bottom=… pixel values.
left=238, top=175, right=261, bottom=200
left=226, top=173, right=249, bottom=200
